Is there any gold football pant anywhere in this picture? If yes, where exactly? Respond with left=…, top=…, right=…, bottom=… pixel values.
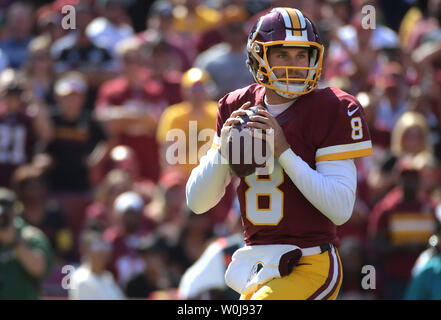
left=240, top=245, right=343, bottom=300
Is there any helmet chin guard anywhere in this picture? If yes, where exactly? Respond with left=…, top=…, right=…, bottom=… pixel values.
left=247, top=8, right=324, bottom=98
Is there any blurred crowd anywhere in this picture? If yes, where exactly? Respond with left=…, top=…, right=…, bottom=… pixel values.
left=0, top=0, right=440, bottom=300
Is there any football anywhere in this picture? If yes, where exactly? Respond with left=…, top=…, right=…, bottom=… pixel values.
left=227, top=106, right=271, bottom=177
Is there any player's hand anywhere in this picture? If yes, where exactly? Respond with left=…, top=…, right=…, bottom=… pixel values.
left=247, top=108, right=290, bottom=158
left=219, top=102, right=253, bottom=159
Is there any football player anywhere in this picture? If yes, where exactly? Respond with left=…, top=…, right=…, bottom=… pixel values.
left=186, top=7, right=373, bottom=300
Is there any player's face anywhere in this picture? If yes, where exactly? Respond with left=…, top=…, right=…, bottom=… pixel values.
left=268, top=47, right=309, bottom=84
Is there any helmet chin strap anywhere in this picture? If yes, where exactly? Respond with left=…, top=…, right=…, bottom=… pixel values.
left=274, top=87, right=300, bottom=99
left=270, top=72, right=307, bottom=99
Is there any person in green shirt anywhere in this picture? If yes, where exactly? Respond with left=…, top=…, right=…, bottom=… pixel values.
left=0, top=188, right=53, bottom=299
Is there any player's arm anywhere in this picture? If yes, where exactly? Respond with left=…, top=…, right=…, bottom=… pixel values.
left=278, top=150, right=356, bottom=225
left=186, top=102, right=252, bottom=214
left=185, top=143, right=232, bottom=214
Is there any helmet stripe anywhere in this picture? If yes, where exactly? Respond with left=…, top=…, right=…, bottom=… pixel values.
left=286, top=8, right=302, bottom=37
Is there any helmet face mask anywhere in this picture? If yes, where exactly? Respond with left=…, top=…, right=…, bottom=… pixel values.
left=246, top=8, right=324, bottom=99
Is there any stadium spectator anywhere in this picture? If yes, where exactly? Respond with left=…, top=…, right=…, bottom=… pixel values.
left=11, top=164, right=75, bottom=264
left=156, top=67, right=217, bottom=177
left=169, top=0, right=222, bottom=62
left=138, top=0, right=191, bottom=72
left=368, top=157, right=437, bottom=299
left=22, top=35, right=56, bottom=108
left=0, top=68, right=49, bottom=188
left=373, top=62, right=409, bottom=132
left=50, top=1, right=116, bottom=108
left=85, top=168, right=134, bottom=230
left=325, top=11, right=400, bottom=92
left=148, top=167, right=187, bottom=247
left=404, top=204, right=441, bottom=299
left=155, top=66, right=236, bottom=224
left=0, top=2, right=34, bottom=69
left=35, top=4, right=65, bottom=43
left=104, top=191, right=155, bottom=286
left=194, top=5, right=253, bottom=99
left=45, top=72, right=108, bottom=193
left=367, top=111, right=433, bottom=203
left=140, top=38, right=184, bottom=106
left=399, top=0, right=441, bottom=51
left=96, top=36, right=167, bottom=182
left=86, top=0, right=135, bottom=55
left=86, top=150, right=156, bottom=229
left=69, top=228, right=125, bottom=300
left=0, top=188, right=53, bottom=299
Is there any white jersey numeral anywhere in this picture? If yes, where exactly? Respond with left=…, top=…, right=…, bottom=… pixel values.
left=0, top=124, right=26, bottom=164
left=244, top=163, right=284, bottom=225
left=350, top=117, right=363, bottom=140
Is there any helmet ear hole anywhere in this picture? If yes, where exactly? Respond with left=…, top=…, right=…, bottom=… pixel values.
left=308, top=47, right=319, bottom=66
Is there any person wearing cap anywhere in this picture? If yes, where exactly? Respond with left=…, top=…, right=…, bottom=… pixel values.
left=69, top=228, right=125, bottom=300
left=0, top=187, right=54, bottom=299
left=104, top=191, right=155, bottom=286
left=156, top=68, right=218, bottom=177
left=194, top=5, right=254, bottom=100
left=367, top=156, right=437, bottom=299
left=44, top=72, right=108, bottom=193
left=0, top=68, right=48, bottom=188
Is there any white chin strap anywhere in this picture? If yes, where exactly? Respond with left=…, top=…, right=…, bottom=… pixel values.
left=272, top=79, right=305, bottom=99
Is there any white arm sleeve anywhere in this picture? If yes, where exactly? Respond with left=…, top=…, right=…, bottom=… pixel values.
left=186, top=147, right=232, bottom=214
left=278, top=148, right=357, bottom=226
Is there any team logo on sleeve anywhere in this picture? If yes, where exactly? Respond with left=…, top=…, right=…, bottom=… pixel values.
left=248, top=261, right=265, bottom=283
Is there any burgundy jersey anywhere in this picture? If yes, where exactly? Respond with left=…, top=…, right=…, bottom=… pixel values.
left=96, top=77, right=168, bottom=182
left=368, top=193, right=436, bottom=281
left=0, top=109, right=36, bottom=187
left=216, top=84, right=373, bottom=248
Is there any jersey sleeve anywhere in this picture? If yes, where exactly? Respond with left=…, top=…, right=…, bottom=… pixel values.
left=315, top=94, right=373, bottom=162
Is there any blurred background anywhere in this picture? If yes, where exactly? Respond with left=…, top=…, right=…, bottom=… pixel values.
left=0, top=0, right=440, bottom=300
